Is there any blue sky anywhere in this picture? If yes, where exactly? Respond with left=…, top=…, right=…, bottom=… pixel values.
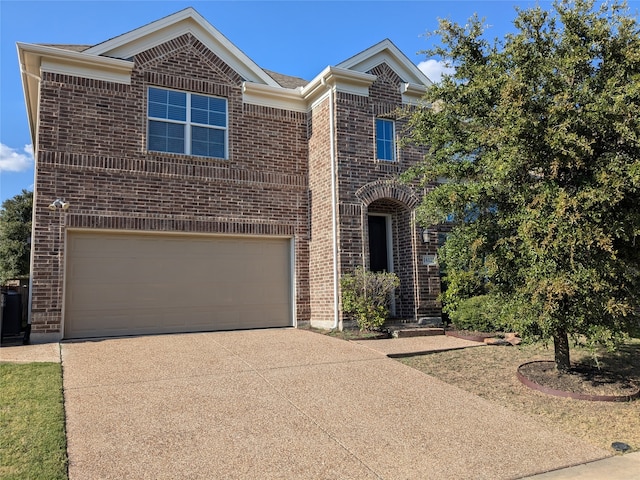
left=1, top=0, right=637, bottom=205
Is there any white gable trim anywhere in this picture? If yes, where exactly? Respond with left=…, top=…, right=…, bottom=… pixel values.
left=338, top=39, right=432, bottom=88
left=85, top=8, right=278, bottom=87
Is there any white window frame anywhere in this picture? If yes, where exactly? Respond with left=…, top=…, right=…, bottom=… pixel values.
left=147, top=87, right=228, bottom=159
left=375, top=118, right=396, bottom=162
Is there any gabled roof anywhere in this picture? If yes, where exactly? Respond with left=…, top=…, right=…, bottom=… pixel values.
left=338, top=39, right=432, bottom=87
left=84, top=7, right=279, bottom=87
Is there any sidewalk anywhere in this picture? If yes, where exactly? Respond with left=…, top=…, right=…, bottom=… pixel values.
left=0, top=342, right=60, bottom=363
left=520, top=451, right=640, bottom=479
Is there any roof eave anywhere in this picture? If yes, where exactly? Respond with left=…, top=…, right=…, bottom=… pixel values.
left=302, top=66, right=377, bottom=106
left=242, top=82, right=306, bottom=112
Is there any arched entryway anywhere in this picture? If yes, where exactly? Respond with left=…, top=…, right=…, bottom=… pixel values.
left=365, top=198, right=415, bottom=319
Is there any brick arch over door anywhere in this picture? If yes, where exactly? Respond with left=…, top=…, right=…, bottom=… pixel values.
left=355, top=179, right=420, bottom=209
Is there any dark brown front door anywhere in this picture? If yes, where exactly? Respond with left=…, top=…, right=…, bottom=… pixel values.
left=368, top=215, right=388, bottom=272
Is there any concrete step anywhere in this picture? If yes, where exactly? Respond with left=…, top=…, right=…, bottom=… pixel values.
left=386, top=325, right=445, bottom=338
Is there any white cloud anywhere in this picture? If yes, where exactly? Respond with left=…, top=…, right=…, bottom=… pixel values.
left=0, top=143, right=34, bottom=172
left=418, top=59, right=456, bottom=84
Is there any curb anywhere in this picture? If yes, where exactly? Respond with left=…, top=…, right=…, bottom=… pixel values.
left=517, top=360, right=640, bottom=402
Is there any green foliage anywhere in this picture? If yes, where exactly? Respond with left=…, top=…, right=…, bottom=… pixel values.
left=406, top=0, right=640, bottom=370
left=0, top=190, right=33, bottom=284
left=341, top=267, right=400, bottom=331
left=448, top=295, right=504, bottom=333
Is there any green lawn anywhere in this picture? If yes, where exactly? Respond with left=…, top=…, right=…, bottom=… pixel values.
left=0, top=362, right=68, bottom=480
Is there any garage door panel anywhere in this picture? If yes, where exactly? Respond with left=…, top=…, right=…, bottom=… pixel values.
left=64, top=232, right=292, bottom=339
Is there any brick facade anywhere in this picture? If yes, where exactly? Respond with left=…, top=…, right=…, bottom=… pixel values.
left=21, top=9, right=442, bottom=339
left=30, top=33, right=310, bottom=336
left=332, top=65, right=442, bottom=324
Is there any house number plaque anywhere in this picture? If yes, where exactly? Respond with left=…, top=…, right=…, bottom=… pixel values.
left=422, top=254, right=437, bottom=266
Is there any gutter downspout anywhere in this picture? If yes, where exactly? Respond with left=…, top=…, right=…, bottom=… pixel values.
left=321, top=76, right=340, bottom=330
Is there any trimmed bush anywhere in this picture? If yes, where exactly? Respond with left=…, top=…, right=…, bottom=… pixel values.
left=448, top=295, right=503, bottom=332
left=341, top=267, right=400, bottom=331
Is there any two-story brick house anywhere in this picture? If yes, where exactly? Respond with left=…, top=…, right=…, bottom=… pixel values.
left=18, top=8, right=442, bottom=342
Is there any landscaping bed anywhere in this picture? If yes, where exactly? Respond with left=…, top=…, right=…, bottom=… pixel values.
left=518, top=360, right=640, bottom=402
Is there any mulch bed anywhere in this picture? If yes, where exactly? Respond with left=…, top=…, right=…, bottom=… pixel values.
left=518, top=360, right=640, bottom=402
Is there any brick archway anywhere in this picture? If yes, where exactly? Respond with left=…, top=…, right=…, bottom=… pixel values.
left=353, top=179, right=420, bottom=320
left=355, top=178, right=420, bottom=209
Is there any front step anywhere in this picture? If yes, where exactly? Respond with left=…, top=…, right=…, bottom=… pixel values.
left=385, top=324, right=445, bottom=338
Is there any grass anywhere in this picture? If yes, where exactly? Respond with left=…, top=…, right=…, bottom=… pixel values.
left=399, top=339, right=640, bottom=452
left=0, top=362, right=68, bottom=480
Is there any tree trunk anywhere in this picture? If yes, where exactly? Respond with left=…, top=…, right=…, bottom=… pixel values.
left=553, top=329, right=571, bottom=373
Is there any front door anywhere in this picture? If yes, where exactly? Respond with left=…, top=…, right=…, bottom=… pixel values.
left=368, top=215, right=389, bottom=272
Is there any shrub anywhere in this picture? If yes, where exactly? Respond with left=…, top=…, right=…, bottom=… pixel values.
left=341, top=267, right=400, bottom=331
left=448, top=294, right=503, bottom=332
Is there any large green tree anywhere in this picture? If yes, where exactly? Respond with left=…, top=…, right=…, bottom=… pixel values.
left=406, top=0, right=640, bottom=371
left=0, top=190, right=33, bottom=284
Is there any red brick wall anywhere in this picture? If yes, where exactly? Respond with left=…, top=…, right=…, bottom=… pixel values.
left=333, top=63, right=442, bottom=321
left=30, top=34, right=310, bottom=335
left=308, top=96, right=338, bottom=328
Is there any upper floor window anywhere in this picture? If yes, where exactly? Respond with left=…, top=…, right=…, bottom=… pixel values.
left=147, top=87, right=227, bottom=159
left=376, top=118, right=395, bottom=161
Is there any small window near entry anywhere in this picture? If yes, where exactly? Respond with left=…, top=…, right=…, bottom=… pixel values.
left=376, top=118, right=395, bottom=161
left=147, top=87, right=228, bottom=159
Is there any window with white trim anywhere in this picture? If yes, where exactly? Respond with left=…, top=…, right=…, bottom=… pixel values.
left=376, top=118, right=395, bottom=161
left=147, top=87, right=227, bottom=159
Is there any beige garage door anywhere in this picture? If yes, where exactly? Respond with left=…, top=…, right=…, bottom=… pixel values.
left=64, top=231, right=293, bottom=339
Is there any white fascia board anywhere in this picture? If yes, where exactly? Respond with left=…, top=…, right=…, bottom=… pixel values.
left=85, top=8, right=279, bottom=88
left=18, top=42, right=133, bottom=83
left=338, top=39, right=432, bottom=87
left=39, top=58, right=132, bottom=85
left=17, top=43, right=39, bottom=144
left=242, top=82, right=306, bottom=112
left=302, top=66, right=376, bottom=105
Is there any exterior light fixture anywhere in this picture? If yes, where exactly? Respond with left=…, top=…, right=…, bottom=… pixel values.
left=420, top=227, right=429, bottom=244
left=48, top=199, right=70, bottom=211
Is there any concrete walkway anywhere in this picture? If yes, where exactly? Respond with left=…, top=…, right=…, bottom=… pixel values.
left=58, top=329, right=611, bottom=479
left=0, top=342, right=60, bottom=363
